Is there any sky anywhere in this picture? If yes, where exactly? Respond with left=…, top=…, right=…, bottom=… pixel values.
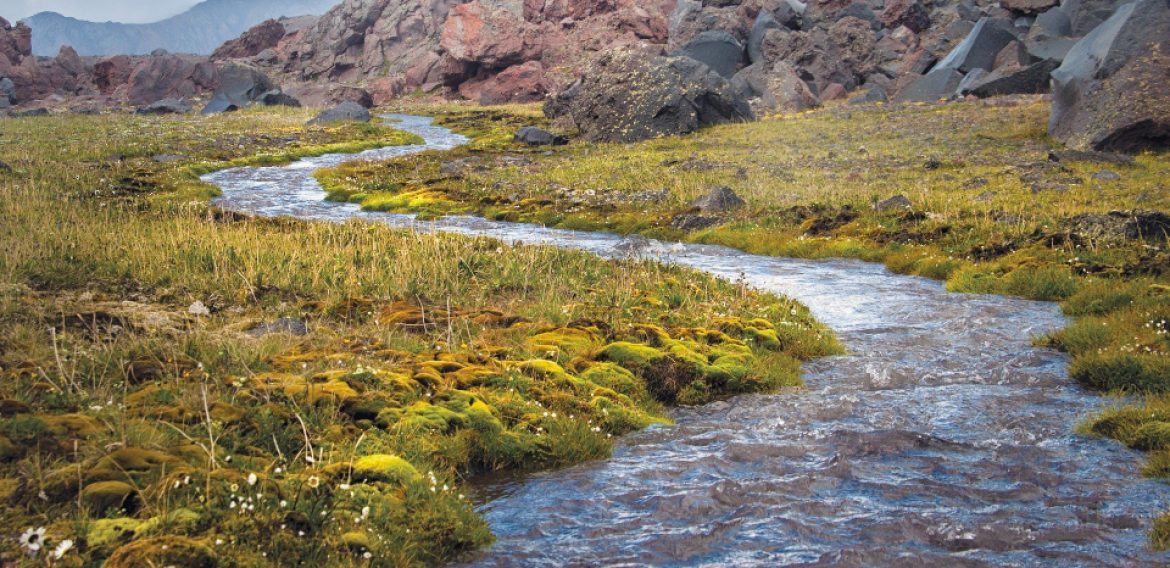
left=2, top=0, right=202, bottom=23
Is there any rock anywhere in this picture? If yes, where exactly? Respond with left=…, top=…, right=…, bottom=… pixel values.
left=692, top=186, right=746, bottom=213
left=201, top=64, right=274, bottom=115
left=152, top=154, right=186, bottom=163
left=732, top=61, right=821, bottom=114
left=1023, top=7, right=1078, bottom=63
left=849, top=85, right=888, bottom=104
left=963, top=59, right=1059, bottom=97
left=127, top=55, right=218, bottom=106
left=543, top=48, right=754, bottom=143
left=441, top=1, right=535, bottom=69
left=936, top=18, right=1020, bottom=74
left=761, top=16, right=877, bottom=95
left=477, top=60, right=551, bottom=105
left=0, top=160, right=11, bottom=174
left=247, top=317, right=309, bottom=337
left=875, top=194, right=913, bottom=211
left=1049, top=0, right=1170, bottom=153
left=136, top=99, right=192, bottom=115
left=309, top=101, right=371, bottom=125
left=93, top=55, right=132, bottom=95
left=1063, top=210, right=1170, bottom=243
left=671, top=214, right=724, bottom=231
left=894, top=67, right=963, bottom=102
left=1047, top=149, right=1135, bottom=166
left=1063, top=0, right=1129, bottom=36
left=13, top=108, right=50, bottom=117
left=514, top=126, right=568, bottom=146
left=289, top=84, right=374, bottom=109
left=614, top=234, right=653, bottom=255
left=440, top=156, right=484, bottom=176
left=187, top=301, right=211, bottom=317
left=1093, top=170, right=1121, bottom=182
left=1000, top=0, right=1059, bottom=14
left=748, top=11, right=781, bottom=64
left=881, top=0, right=931, bottom=34
left=668, top=0, right=746, bottom=51
left=678, top=30, right=745, bottom=79
left=212, top=19, right=287, bottom=60
left=258, top=90, right=301, bottom=107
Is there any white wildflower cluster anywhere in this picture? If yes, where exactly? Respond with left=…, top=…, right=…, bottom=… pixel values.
left=18, top=527, right=72, bottom=560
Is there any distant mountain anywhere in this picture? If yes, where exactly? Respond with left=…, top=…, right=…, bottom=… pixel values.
left=24, top=0, right=339, bottom=56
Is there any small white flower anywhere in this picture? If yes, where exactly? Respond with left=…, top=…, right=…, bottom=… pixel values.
left=53, top=539, right=73, bottom=559
left=247, top=473, right=258, bottom=486
left=19, top=527, right=46, bottom=553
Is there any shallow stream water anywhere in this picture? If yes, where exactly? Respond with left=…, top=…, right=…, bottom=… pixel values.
left=205, top=115, right=1170, bottom=566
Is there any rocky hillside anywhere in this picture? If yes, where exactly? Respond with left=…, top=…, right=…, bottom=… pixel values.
left=23, top=0, right=339, bottom=56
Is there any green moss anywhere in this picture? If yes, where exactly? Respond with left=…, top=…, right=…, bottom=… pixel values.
left=80, top=480, right=138, bottom=515
left=104, top=536, right=217, bottom=568
left=86, top=517, right=145, bottom=549
left=351, top=454, right=421, bottom=485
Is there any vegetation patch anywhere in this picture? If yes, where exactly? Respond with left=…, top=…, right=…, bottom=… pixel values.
left=0, top=106, right=837, bottom=565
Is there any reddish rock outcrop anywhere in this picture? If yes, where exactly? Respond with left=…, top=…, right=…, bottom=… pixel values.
left=127, top=55, right=218, bottom=106
left=212, top=19, right=288, bottom=60
left=93, top=55, right=132, bottom=95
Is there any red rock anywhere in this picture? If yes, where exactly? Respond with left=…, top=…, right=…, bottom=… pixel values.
left=368, top=77, right=406, bottom=106
left=213, top=19, right=287, bottom=60
left=93, top=56, right=132, bottom=95
left=441, top=1, right=539, bottom=68
left=477, top=60, right=551, bottom=104
left=881, top=0, right=931, bottom=34
left=1, top=18, right=33, bottom=65
left=821, top=82, right=848, bottom=101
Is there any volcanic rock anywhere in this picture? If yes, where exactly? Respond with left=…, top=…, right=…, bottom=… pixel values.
left=309, top=101, right=371, bottom=125
left=212, top=19, right=287, bottom=60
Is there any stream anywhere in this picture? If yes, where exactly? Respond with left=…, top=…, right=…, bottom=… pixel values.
left=205, top=115, right=1170, bottom=566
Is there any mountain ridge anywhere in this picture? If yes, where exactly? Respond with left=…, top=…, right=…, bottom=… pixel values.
left=24, top=0, right=339, bottom=56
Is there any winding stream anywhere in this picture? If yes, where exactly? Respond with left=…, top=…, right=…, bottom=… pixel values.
left=205, top=115, right=1170, bottom=566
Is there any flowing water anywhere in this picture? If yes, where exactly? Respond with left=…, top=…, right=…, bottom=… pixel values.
left=206, top=115, right=1170, bottom=566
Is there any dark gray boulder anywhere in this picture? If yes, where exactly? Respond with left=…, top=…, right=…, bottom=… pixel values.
left=1049, top=0, right=1170, bottom=152
left=201, top=64, right=274, bottom=115
left=678, top=31, right=745, bottom=79
left=13, top=108, right=49, bottom=117
left=247, top=317, right=309, bottom=338
left=1024, top=6, right=1079, bottom=62
left=894, top=67, right=964, bottom=102
left=849, top=85, right=888, bottom=104
left=308, top=101, right=371, bottom=125
left=692, top=186, right=746, bottom=213
left=543, top=48, right=754, bottom=143
left=514, top=126, right=568, bottom=146
left=258, top=90, right=301, bottom=107
left=0, top=77, right=13, bottom=106
left=964, top=59, right=1060, bottom=97
left=936, top=18, right=1020, bottom=73
left=136, top=99, right=192, bottom=115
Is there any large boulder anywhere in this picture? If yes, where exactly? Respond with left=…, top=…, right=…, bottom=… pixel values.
left=761, top=16, right=877, bottom=94
left=309, top=101, right=371, bottom=125
left=212, top=19, right=287, bottom=61
left=136, top=99, right=192, bottom=115
left=962, top=58, right=1059, bottom=97
left=894, top=67, right=964, bottom=102
left=677, top=30, right=745, bottom=79
left=935, top=18, right=1020, bottom=73
left=476, top=60, right=551, bottom=105
left=441, top=1, right=538, bottom=69
left=1048, top=0, right=1170, bottom=152
left=543, top=48, right=754, bottom=143
left=93, top=55, right=132, bottom=95
left=881, top=0, right=931, bottom=33
left=732, top=60, right=821, bottom=114
left=127, top=55, right=218, bottom=106
left=201, top=64, right=274, bottom=114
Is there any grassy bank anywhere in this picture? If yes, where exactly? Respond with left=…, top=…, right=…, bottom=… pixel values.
left=320, top=98, right=1170, bottom=543
left=0, top=108, right=838, bottom=565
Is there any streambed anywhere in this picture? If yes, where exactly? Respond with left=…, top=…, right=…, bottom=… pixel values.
left=205, top=115, right=1170, bottom=566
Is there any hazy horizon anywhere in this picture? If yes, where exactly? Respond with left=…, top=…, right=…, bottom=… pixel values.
left=2, top=0, right=202, bottom=24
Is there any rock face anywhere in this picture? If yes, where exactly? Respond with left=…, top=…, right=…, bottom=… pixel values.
left=732, top=60, right=821, bottom=113
left=1048, top=0, right=1170, bottom=152
left=544, top=48, right=754, bottom=143
left=212, top=19, right=288, bottom=60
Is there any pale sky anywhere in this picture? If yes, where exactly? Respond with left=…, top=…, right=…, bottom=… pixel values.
left=2, top=0, right=202, bottom=23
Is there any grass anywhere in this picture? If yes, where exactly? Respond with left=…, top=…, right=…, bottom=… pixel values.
left=0, top=106, right=839, bottom=565
left=318, top=97, right=1170, bottom=545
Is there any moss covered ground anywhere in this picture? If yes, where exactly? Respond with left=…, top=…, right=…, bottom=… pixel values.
left=0, top=106, right=838, bottom=565
left=320, top=96, right=1170, bottom=544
